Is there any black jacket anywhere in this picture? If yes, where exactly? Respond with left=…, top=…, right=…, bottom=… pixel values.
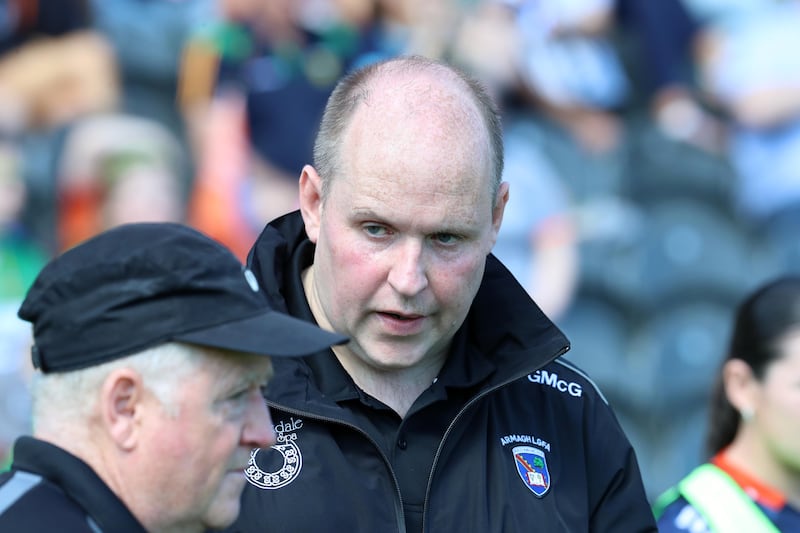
left=0, top=437, right=146, bottom=533
left=229, top=211, right=656, bottom=532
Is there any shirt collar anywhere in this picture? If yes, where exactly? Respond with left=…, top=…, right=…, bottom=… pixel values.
left=713, top=449, right=787, bottom=511
left=282, top=237, right=497, bottom=401
left=11, top=436, right=147, bottom=533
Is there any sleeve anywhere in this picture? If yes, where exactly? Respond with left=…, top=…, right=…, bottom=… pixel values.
left=586, top=398, right=658, bottom=532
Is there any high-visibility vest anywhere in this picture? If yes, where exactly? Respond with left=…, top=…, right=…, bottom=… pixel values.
left=653, top=463, right=780, bottom=533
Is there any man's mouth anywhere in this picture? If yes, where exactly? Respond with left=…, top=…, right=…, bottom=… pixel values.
left=380, top=311, right=422, bottom=321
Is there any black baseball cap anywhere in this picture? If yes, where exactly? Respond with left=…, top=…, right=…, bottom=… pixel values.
left=18, top=222, right=347, bottom=373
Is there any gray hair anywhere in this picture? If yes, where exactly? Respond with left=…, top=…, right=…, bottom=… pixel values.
left=31, top=342, right=203, bottom=435
left=313, top=55, right=505, bottom=202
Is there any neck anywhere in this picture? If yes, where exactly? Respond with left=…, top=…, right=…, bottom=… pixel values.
left=726, top=430, right=800, bottom=508
left=38, top=429, right=138, bottom=520
left=332, top=344, right=441, bottom=418
left=301, top=266, right=444, bottom=418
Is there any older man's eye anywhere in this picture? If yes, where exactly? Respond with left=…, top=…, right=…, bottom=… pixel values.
left=229, top=389, right=249, bottom=401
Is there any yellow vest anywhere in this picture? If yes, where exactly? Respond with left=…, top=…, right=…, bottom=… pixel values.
left=653, top=464, right=780, bottom=533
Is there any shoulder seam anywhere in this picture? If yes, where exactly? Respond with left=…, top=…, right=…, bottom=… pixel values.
left=553, top=358, right=609, bottom=405
left=0, top=471, right=42, bottom=515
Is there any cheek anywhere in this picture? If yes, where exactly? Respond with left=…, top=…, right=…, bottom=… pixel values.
left=325, top=238, right=384, bottom=299
left=187, top=426, right=244, bottom=498
left=169, top=413, right=237, bottom=468
left=761, top=388, right=800, bottom=439
left=432, top=254, right=485, bottom=307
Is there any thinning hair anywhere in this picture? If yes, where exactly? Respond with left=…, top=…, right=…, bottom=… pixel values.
left=31, top=342, right=204, bottom=434
left=313, top=55, right=504, bottom=203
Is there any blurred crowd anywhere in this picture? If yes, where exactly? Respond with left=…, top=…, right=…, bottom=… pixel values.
left=1, top=0, right=800, bottom=501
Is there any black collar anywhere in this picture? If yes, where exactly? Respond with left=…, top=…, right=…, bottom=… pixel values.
left=11, top=437, right=147, bottom=533
left=255, top=211, right=569, bottom=399
left=280, top=236, right=497, bottom=404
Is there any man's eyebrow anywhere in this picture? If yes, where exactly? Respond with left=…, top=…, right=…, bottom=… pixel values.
left=350, top=207, right=380, bottom=218
left=221, top=362, right=273, bottom=390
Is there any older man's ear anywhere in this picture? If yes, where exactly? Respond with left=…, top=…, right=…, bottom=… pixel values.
left=102, top=368, right=145, bottom=452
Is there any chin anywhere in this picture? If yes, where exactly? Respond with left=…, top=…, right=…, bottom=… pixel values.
left=203, top=477, right=247, bottom=529
left=203, top=501, right=242, bottom=532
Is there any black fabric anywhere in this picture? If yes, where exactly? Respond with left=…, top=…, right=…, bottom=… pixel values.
left=229, top=211, right=657, bottom=533
left=270, top=218, right=497, bottom=531
left=17, top=222, right=346, bottom=373
left=0, top=437, right=146, bottom=532
left=287, top=277, right=495, bottom=533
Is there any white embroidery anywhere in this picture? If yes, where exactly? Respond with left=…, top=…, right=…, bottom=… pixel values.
left=245, top=420, right=303, bottom=489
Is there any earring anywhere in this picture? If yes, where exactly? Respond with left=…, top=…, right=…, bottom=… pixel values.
left=740, top=408, right=754, bottom=422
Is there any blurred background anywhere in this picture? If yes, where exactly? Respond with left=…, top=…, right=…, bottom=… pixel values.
left=1, top=0, right=799, bottom=501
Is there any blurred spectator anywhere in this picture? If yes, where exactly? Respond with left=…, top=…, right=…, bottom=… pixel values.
left=89, top=0, right=210, bottom=147
left=372, top=0, right=464, bottom=59
left=0, top=140, right=43, bottom=470
left=491, top=111, right=579, bottom=320
left=0, top=20, right=117, bottom=135
left=448, top=1, right=579, bottom=320
left=0, top=0, right=92, bottom=53
left=0, top=0, right=118, bottom=253
left=510, top=0, right=629, bottom=155
left=0, top=140, right=44, bottom=302
left=691, top=0, right=800, bottom=222
left=56, top=113, right=186, bottom=251
left=654, top=276, right=800, bottom=531
left=0, top=1, right=113, bottom=468
left=180, top=0, right=387, bottom=259
left=615, top=0, right=725, bottom=153
left=686, top=0, right=800, bottom=277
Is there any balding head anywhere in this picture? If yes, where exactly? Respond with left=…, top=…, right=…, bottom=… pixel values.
left=313, top=55, right=504, bottom=203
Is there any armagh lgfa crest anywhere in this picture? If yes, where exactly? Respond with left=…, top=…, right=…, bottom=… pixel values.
left=512, top=445, right=550, bottom=497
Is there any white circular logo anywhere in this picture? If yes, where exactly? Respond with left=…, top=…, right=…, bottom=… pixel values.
left=245, top=439, right=303, bottom=489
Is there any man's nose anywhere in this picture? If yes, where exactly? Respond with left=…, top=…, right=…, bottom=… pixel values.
left=242, top=390, right=276, bottom=449
left=387, top=239, right=429, bottom=296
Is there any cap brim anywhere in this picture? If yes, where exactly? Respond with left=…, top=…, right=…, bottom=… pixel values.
left=174, top=310, right=348, bottom=357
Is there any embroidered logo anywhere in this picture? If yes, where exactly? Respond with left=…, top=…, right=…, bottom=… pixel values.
left=512, top=445, right=550, bottom=497
left=245, top=417, right=303, bottom=490
left=527, top=370, right=583, bottom=397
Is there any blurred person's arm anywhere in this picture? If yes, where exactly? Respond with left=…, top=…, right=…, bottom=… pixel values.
left=526, top=213, right=579, bottom=320
left=0, top=30, right=118, bottom=132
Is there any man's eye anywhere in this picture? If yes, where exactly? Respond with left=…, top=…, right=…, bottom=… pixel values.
left=434, top=233, right=459, bottom=245
left=364, top=225, right=387, bottom=237
left=229, top=389, right=249, bottom=401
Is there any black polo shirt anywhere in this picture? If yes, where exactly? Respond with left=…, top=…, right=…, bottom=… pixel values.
left=0, top=437, right=146, bottom=532
left=284, top=240, right=497, bottom=533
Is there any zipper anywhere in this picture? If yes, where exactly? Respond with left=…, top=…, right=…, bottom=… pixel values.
left=266, top=403, right=407, bottom=533
left=420, top=343, right=570, bottom=532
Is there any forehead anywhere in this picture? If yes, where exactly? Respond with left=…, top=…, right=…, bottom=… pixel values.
left=201, top=349, right=274, bottom=387
left=777, top=330, right=800, bottom=366
left=334, top=71, right=494, bottom=219
left=350, top=71, right=488, bottom=158
left=763, top=329, right=800, bottom=382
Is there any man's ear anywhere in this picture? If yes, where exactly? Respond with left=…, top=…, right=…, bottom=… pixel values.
left=299, top=164, right=323, bottom=243
left=100, top=368, right=145, bottom=451
left=489, top=181, right=510, bottom=251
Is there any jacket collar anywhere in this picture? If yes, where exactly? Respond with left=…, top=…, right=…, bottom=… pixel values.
left=248, top=211, right=570, bottom=407
left=11, top=436, right=147, bottom=533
